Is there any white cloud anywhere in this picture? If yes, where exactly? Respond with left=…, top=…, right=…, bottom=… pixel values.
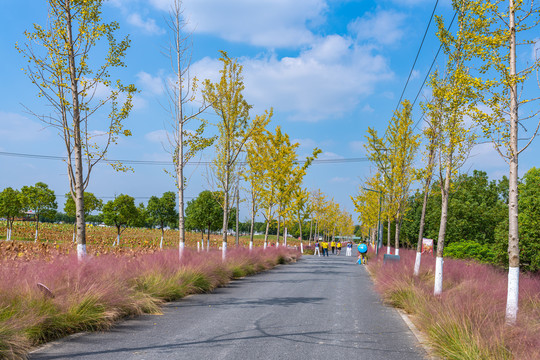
left=466, top=142, right=506, bottom=169
left=146, top=0, right=327, bottom=48
left=127, top=13, right=165, bottom=35
left=0, top=112, right=49, bottom=142
left=292, top=138, right=318, bottom=149
left=348, top=10, right=407, bottom=46
left=349, top=141, right=366, bottom=153
left=362, top=104, right=375, bottom=113
left=145, top=129, right=173, bottom=144
left=330, top=176, right=352, bottom=183
left=192, top=36, right=393, bottom=122
left=318, top=151, right=343, bottom=160
left=136, top=71, right=165, bottom=96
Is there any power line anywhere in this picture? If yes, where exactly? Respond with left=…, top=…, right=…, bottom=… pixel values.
left=0, top=151, right=369, bottom=165
left=389, top=0, right=439, bottom=125
left=412, top=10, right=458, bottom=132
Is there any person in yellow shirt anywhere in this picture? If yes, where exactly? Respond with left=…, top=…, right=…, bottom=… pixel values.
left=336, top=241, right=342, bottom=255
left=321, top=240, right=329, bottom=257
left=330, top=240, right=336, bottom=254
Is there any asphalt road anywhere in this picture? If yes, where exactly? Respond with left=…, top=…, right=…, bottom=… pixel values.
left=30, top=251, right=427, bottom=360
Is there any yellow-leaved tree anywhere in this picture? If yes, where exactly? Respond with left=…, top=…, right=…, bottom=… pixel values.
left=18, top=0, right=136, bottom=260
left=467, top=0, right=540, bottom=323
left=203, top=51, right=271, bottom=260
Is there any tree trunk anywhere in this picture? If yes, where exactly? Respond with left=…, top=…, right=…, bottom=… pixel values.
left=249, top=201, right=255, bottom=251
left=221, top=169, right=230, bottom=261
left=207, top=227, right=211, bottom=251
left=308, top=218, right=312, bottom=246
left=394, top=215, right=401, bottom=256
left=386, top=215, right=391, bottom=254
left=276, top=217, right=280, bottom=246
left=161, top=226, right=165, bottom=249
left=176, top=2, right=186, bottom=260
left=434, top=154, right=452, bottom=296
left=506, top=0, right=519, bottom=324
left=235, top=182, right=239, bottom=246
left=264, top=221, right=269, bottom=249
left=34, top=214, right=39, bottom=242
left=414, top=171, right=433, bottom=276
left=64, top=3, right=86, bottom=261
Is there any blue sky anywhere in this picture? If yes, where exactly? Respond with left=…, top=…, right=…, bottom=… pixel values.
left=0, top=0, right=538, bottom=222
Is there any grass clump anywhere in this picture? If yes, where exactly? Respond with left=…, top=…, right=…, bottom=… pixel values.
left=368, top=247, right=539, bottom=360
left=0, top=246, right=300, bottom=359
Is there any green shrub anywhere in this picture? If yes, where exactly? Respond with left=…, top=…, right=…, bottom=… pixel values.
left=445, top=241, right=496, bottom=264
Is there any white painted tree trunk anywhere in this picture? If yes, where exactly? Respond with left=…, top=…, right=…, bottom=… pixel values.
left=116, top=234, right=120, bottom=247
left=434, top=256, right=443, bottom=295
left=386, top=215, right=391, bottom=254
left=505, top=0, right=520, bottom=325
left=395, top=248, right=399, bottom=256
left=179, top=241, right=185, bottom=259
left=72, top=232, right=76, bottom=243
left=160, top=235, right=163, bottom=249
left=249, top=241, right=253, bottom=251
left=300, top=242, right=303, bottom=253
left=434, top=151, right=452, bottom=295
left=222, top=241, right=227, bottom=261
left=77, top=244, right=86, bottom=262
left=414, top=251, right=422, bottom=276
left=264, top=221, right=269, bottom=249
left=506, top=267, right=519, bottom=324
left=197, top=241, right=200, bottom=252
left=284, top=227, right=288, bottom=247
left=35, top=229, right=38, bottom=242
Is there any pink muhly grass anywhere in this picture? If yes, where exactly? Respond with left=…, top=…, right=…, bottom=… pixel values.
left=0, top=246, right=299, bottom=359
left=367, top=247, right=540, bottom=359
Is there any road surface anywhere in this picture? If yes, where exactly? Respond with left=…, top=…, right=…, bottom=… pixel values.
left=30, top=252, right=427, bottom=360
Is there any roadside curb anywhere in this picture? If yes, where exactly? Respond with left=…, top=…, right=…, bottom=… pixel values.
left=364, top=264, right=440, bottom=360
left=397, top=310, right=440, bottom=360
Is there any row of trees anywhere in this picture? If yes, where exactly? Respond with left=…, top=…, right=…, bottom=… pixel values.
left=353, top=0, right=540, bottom=324
left=0, top=185, right=178, bottom=247
left=16, top=0, right=337, bottom=262
left=0, top=182, right=357, bottom=251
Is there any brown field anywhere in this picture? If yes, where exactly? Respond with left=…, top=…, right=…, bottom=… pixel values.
left=0, top=221, right=304, bottom=261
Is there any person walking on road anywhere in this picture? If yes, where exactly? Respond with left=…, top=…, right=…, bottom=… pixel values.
left=346, top=242, right=352, bottom=256
left=321, top=240, right=329, bottom=257
left=314, top=241, right=320, bottom=256
left=336, top=241, right=342, bottom=255
left=330, top=240, right=336, bottom=254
